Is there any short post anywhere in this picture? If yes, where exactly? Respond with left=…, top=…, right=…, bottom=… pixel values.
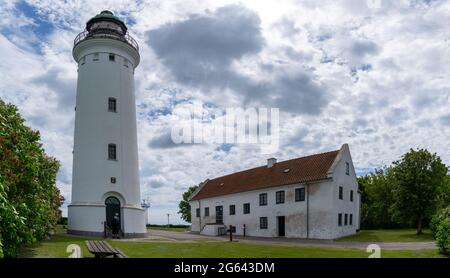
left=229, top=225, right=233, bottom=242
left=243, top=224, right=246, bottom=237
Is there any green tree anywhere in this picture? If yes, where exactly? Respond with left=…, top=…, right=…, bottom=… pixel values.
left=178, top=185, right=199, bottom=223
left=357, top=175, right=372, bottom=228
left=358, top=168, right=399, bottom=229
left=0, top=99, right=63, bottom=257
left=437, top=175, right=450, bottom=209
left=392, top=149, right=448, bottom=234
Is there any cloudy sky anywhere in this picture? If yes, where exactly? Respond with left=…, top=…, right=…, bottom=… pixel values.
left=0, top=0, right=449, bottom=224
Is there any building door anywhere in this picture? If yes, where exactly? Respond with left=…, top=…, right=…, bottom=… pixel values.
left=215, top=206, right=223, bottom=224
left=105, top=196, right=121, bottom=229
left=277, top=216, right=285, bottom=237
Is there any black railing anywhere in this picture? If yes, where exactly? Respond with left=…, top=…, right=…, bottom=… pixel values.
left=74, top=29, right=139, bottom=51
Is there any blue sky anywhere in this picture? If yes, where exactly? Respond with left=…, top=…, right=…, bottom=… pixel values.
left=0, top=0, right=449, bottom=224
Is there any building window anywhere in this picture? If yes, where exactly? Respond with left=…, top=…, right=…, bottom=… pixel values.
left=260, top=217, right=268, bottom=229
left=338, top=213, right=342, bottom=226
left=93, top=53, right=99, bottom=61
left=110, top=177, right=116, bottom=184
left=123, top=58, right=129, bottom=68
left=295, top=188, right=305, bottom=202
left=196, top=208, right=200, bottom=217
left=350, top=190, right=354, bottom=202
left=108, top=97, right=117, bottom=112
left=108, top=144, right=117, bottom=160
left=204, top=207, right=209, bottom=217
left=350, top=214, right=353, bottom=225
left=243, top=203, right=250, bottom=214
left=339, top=186, right=343, bottom=200
left=109, top=53, right=115, bottom=61
left=229, top=205, right=235, bottom=215
left=259, top=193, right=268, bottom=206
left=346, top=162, right=350, bottom=175
left=344, top=214, right=348, bottom=226
left=276, top=191, right=285, bottom=204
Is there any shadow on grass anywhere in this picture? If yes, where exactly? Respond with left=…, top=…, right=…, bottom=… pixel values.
left=18, top=245, right=39, bottom=258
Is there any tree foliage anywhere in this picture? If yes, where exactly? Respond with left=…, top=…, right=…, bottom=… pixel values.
left=437, top=176, right=450, bottom=209
left=392, top=149, right=448, bottom=234
left=358, top=168, right=400, bottom=229
left=178, top=185, right=199, bottom=223
left=0, top=99, right=63, bottom=257
left=359, top=149, right=449, bottom=232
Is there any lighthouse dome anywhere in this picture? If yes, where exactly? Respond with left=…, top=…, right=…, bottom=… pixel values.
left=86, top=10, right=127, bottom=33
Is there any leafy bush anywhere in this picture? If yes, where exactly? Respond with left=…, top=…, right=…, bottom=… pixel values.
left=436, top=217, right=450, bottom=255
left=0, top=180, right=27, bottom=258
left=430, top=206, right=450, bottom=239
left=0, top=99, right=63, bottom=257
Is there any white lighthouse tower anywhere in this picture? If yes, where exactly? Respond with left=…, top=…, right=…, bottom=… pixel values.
left=68, top=11, right=146, bottom=237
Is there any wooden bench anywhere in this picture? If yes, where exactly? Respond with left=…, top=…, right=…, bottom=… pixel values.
left=114, top=248, right=129, bottom=258
left=85, top=240, right=129, bottom=258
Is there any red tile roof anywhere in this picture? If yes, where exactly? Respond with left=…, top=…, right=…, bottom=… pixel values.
left=190, top=149, right=340, bottom=201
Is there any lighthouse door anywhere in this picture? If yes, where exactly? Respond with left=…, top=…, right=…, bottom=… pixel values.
left=105, top=197, right=121, bottom=230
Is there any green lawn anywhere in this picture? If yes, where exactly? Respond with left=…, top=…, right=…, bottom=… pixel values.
left=337, top=229, right=434, bottom=242
left=19, top=233, right=445, bottom=258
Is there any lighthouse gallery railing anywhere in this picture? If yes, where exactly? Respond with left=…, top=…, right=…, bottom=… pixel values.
left=74, top=29, right=139, bottom=52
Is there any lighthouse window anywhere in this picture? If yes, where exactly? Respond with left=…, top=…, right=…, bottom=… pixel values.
left=123, top=59, right=129, bottom=68
left=108, top=97, right=117, bottom=112
left=109, top=53, right=115, bottom=61
left=80, top=57, right=85, bottom=65
left=93, top=53, right=99, bottom=61
left=108, top=144, right=117, bottom=160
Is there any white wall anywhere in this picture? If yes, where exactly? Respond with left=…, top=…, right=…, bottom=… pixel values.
left=329, top=144, right=360, bottom=238
left=123, top=207, right=147, bottom=234
left=68, top=205, right=105, bottom=234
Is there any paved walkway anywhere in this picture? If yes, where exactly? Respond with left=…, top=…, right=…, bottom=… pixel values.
left=136, top=229, right=437, bottom=250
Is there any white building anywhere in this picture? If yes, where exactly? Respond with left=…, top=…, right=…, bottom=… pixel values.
left=68, top=11, right=146, bottom=237
left=189, top=144, right=360, bottom=239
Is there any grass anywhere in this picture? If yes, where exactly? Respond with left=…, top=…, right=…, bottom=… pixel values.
left=18, top=233, right=445, bottom=258
left=20, top=234, right=97, bottom=258
left=337, top=229, right=434, bottom=242
left=111, top=240, right=444, bottom=258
